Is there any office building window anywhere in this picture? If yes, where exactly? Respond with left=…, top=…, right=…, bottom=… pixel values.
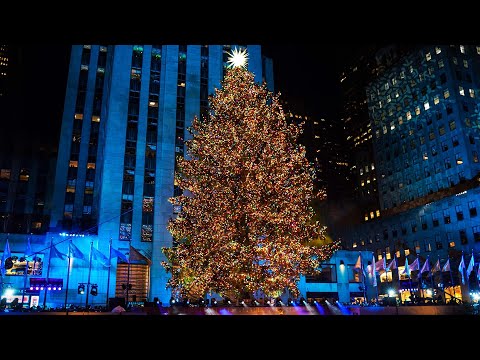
left=411, top=221, right=417, bottom=233
left=449, top=120, right=456, bottom=131
left=0, top=169, right=11, bottom=180
left=459, top=229, right=468, bottom=245
left=469, top=201, right=477, bottom=217
left=452, top=136, right=459, bottom=147
left=421, top=215, right=427, bottom=230
left=444, top=158, right=451, bottom=169
left=473, top=226, right=480, bottom=242
left=443, top=210, right=451, bottom=224
left=424, top=240, right=432, bottom=252
left=473, top=151, right=479, bottom=163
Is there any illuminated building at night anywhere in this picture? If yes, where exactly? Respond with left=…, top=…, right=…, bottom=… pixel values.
left=32, top=45, right=273, bottom=307
left=339, top=45, right=408, bottom=225
left=0, top=46, right=56, bottom=237
left=341, top=44, right=480, bottom=302
left=0, top=44, right=8, bottom=98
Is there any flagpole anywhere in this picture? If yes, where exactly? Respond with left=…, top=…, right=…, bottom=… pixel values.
left=382, top=252, right=389, bottom=301
left=449, top=255, right=456, bottom=303
left=21, top=236, right=31, bottom=309
left=64, top=241, right=72, bottom=314
left=459, top=251, right=465, bottom=304
left=407, top=257, right=413, bottom=303
left=417, top=256, right=422, bottom=303
left=85, top=241, right=93, bottom=310
left=466, top=250, right=473, bottom=300
left=430, top=256, right=436, bottom=303
left=373, top=254, right=379, bottom=305
left=105, top=237, right=112, bottom=309
left=126, top=240, right=132, bottom=306
left=42, top=237, right=54, bottom=310
left=360, top=252, right=367, bottom=304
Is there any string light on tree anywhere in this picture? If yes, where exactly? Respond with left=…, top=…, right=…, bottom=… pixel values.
left=162, top=63, right=340, bottom=301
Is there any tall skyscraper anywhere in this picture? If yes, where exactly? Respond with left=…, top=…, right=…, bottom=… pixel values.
left=341, top=45, right=480, bottom=300
left=0, top=45, right=8, bottom=98
left=49, top=45, right=273, bottom=305
left=339, top=44, right=407, bottom=225
left=0, top=45, right=56, bottom=236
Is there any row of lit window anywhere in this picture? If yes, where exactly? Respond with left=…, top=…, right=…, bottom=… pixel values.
left=377, top=87, right=475, bottom=119
left=75, top=113, right=101, bottom=122
left=353, top=225, right=479, bottom=252
left=69, top=160, right=95, bottom=169
left=81, top=44, right=106, bottom=52
left=64, top=204, right=93, bottom=216
left=354, top=135, right=373, bottom=147
left=359, top=163, right=375, bottom=176
left=66, top=180, right=94, bottom=194
left=377, top=118, right=459, bottom=141
left=375, top=132, right=474, bottom=164
left=364, top=210, right=381, bottom=221
left=360, top=176, right=377, bottom=187
left=381, top=162, right=469, bottom=185
left=381, top=172, right=468, bottom=202
left=370, top=52, right=473, bottom=102
left=0, top=168, right=30, bottom=181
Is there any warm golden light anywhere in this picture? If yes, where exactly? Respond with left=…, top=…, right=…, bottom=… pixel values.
left=162, top=66, right=339, bottom=299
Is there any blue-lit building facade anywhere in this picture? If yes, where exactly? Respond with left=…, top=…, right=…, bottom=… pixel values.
left=342, top=45, right=480, bottom=302
left=25, top=44, right=272, bottom=308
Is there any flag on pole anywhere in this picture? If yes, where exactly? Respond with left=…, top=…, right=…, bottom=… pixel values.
left=1, top=239, right=12, bottom=276
left=375, top=257, right=386, bottom=272
left=402, top=257, right=411, bottom=277
left=477, top=262, right=480, bottom=282
left=458, top=254, right=466, bottom=285
left=466, top=252, right=475, bottom=278
left=111, top=247, right=129, bottom=263
left=92, top=247, right=110, bottom=266
left=371, top=254, right=377, bottom=287
left=442, top=258, right=451, bottom=272
left=432, top=259, right=441, bottom=274
left=420, top=257, right=430, bottom=274
left=25, top=237, right=34, bottom=257
left=386, top=257, right=397, bottom=271
left=409, top=257, right=420, bottom=272
left=69, top=242, right=87, bottom=261
left=354, top=254, right=362, bottom=271
left=129, top=245, right=150, bottom=263
left=50, top=244, right=68, bottom=260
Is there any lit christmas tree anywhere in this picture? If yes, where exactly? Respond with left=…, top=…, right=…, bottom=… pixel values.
left=162, top=49, right=340, bottom=301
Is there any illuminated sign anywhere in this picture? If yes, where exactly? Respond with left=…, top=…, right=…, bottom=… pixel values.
left=1, top=253, right=44, bottom=276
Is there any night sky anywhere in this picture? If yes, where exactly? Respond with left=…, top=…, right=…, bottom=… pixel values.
left=10, top=44, right=367, bottom=149
left=262, top=44, right=366, bottom=118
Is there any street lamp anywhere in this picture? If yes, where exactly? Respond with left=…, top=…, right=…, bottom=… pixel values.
left=77, top=283, right=85, bottom=295
left=90, top=284, right=98, bottom=296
